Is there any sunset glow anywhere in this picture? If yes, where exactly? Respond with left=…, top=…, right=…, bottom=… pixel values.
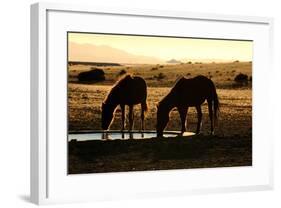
left=68, top=32, right=253, bottom=64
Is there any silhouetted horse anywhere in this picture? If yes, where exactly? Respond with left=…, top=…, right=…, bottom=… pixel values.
left=101, top=75, right=148, bottom=132
left=156, top=75, right=219, bottom=137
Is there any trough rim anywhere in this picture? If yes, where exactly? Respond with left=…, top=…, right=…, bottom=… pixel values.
left=68, top=130, right=193, bottom=135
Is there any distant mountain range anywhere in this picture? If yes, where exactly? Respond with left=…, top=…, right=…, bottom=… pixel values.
left=69, top=42, right=238, bottom=64
left=68, top=42, right=164, bottom=64
left=166, top=59, right=182, bottom=64
left=181, top=58, right=238, bottom=63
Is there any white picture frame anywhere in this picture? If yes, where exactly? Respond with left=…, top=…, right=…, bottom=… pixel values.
left=30, top=2, right=274, bottom=205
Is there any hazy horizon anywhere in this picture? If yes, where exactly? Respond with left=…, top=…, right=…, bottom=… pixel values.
left=68, top=33, right=253, bottom=64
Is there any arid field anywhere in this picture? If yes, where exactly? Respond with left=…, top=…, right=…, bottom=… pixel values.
left=68, top=61, right=252, bottom=136
left=68, top=61, right=252, bottom=174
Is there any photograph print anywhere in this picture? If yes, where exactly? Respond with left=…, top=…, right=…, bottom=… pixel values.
left=67, top=32, right=252, bottom=174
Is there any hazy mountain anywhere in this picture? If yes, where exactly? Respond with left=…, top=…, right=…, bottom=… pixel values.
left=182, top=58, right=236, bottom=63
left=68, top=42, right=163, bottom=64
left=166, top=59, right=182, bottom=64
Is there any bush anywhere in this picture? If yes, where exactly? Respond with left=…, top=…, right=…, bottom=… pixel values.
left=154, top=72, right=166, bottom=80
left=118, top=69, right=127, bottom=76
left=234, top=73, right=248, bottom=84
left=78, top=68, right=105, bottom=82
left=249, top=76, right=252, bottom=81
left=151, top=67, right=158, bottom=71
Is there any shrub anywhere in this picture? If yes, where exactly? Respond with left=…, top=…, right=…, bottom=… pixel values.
left=118, top=69, right=127, bottom=76
left=234, top=73, right=248, bottom=84
left=151, top=67, right=158, bottom=71
left=78, top=68, right=105, bottom=82
left=154, top=72, right=166, bottom=80
left=82, top=94, right=88, bottom=99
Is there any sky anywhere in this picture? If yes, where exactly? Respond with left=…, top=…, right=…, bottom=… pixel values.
left=68, top=32, right=253, bottom=64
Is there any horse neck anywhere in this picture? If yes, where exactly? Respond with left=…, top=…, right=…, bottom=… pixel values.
left=161, top=93, right=176, bottom=112
left=104, top=87, right=120, bottom=107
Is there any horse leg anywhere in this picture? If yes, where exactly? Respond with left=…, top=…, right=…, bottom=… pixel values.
left=195, top=105, right=203, bottom=134
left=140, top=103, right=145, bottom=132
left=120, top=104, right=125, bottom=139
left=207, top=99, right=214, bottom=135
left=128, top=105, right=134, bottom=132
left=178, top=106, right=187, bottom=135
left=120, top=104, right=125, bottom=132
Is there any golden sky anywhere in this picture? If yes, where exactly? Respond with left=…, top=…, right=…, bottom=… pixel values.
left=68, top=32, right=253, bottom=63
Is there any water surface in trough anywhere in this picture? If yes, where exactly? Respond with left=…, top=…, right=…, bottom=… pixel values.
left=68, top=132, right=194, bottom=142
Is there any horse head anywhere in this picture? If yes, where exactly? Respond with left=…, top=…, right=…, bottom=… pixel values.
left=101, top=102, right=116, bottom=130
left=156, top=102, right=170, bottom=137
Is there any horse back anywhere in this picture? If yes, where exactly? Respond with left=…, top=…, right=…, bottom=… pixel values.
left=117, top=75, right=147, bottom=105
left=171, top=76, right=215, bottom=106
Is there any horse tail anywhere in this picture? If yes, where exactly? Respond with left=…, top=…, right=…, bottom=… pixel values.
left=143, top=80, right=148, bottom=113
left=142, top=102, right=148, bottom=112
left=212, top=83, right=220, bottom=126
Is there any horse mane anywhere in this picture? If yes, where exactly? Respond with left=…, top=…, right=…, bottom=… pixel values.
left=158, top=76, right=186, bottom=107
left=114, top=74, right=132, bottom=87
left=171, top=76, right=186, bottom=91
left=103, top=74, right=133, bottom=104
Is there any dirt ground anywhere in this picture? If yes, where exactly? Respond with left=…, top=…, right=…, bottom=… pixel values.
left=68, top=134, right=252, bottom=174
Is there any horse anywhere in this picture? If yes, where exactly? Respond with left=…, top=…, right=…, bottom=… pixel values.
left=156, top=75, right=219, bottom=137
left=101, top=74, right=148, bottom=132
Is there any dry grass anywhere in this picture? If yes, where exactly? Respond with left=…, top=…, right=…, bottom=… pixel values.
left=68, top=61, right=252, bottom=88
left=68, top=84, right=251, bottom=137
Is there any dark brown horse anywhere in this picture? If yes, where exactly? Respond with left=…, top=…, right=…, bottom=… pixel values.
left=156, top=75, right=219, bottom=137
left=101, top=74, right=148, bottom=131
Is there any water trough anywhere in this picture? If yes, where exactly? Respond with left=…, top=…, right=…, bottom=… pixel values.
left=68, top=130, right=195, bottom=142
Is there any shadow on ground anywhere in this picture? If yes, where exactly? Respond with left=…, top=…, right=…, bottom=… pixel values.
left=68, top=134, right=252, bottom=174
